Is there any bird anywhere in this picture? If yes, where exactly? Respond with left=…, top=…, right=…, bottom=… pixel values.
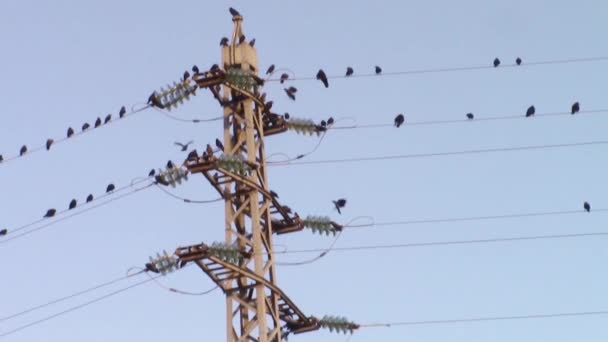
left=119, top=106, right=126, bottom=118
left=148, top=169, right=155, bottom=177
left=394, top=114, right=405, bottom=128
left=82, top=123, right=90, bottom=131
left=270, top=190, right=279, bottom=198
left=43, top=209, right=56, bottom=218
left=19, top=145, right=27, bottom=156
left=104, top=114, right=111, bottom=124
left=571, top=102, right=580, bottom=115
left=284, top=113, right=290, bottom=120
left=493, top=58, right=500, bottom=67
left=238, top=34, right=246, bottom=44
left=206, top=144, right=214, bottom=157
left=210, top=64, right=220, bottom=72
left=332, top=198, right=347, bottom=214
left=287, top=86, right=297, bottom=93
left=584, top=201, right=591, bottom=212
left=147, top=92, right=163, bottom=108
left=316, top=69, right=329, bottom=88
left=220, top=37, right=229, bottom=46
left=174, top=140, right=194, bottom=151
left=86, top=194, right=94, bottom=203
left=187, top=150, right=198, bottom=161
left=375, top=66, right=382, bottom=74
left=466, top=113, right=474, bottom=120
left=280, top=73, right=289, bottom=84
left=192, top=65, right=200, bottom=74
left=215, top=138, right=224, bottom=152
left=0, top=228, right=6, bottom=236
left=327, top=117, right=335, bottom=126
left=166, top=160, right=174, bottom=169
left=46, top=139, right=54, bottom=151
left=266, top=64, right=275, bottom=75
left=284, top=88, right=296, bottom=101
left=525, top=105, right=535, bottom=117
left=106, top=183, right=115, bottom=193
left=249, top=38, right=256, bottom=47
left=0, top=155, right=3, bottom=163
left=516, top=57, right=522, bottom=65
left=94, top=117, right=102, bottom=127
left=69, top=199, right=77, bottom=210
left=320, top=120, right=327, bottom=127
left=67, top=127, right=74, bottom=138
left=346, top=67, right=354, bottom=76
left=229, top=7, right=241, bottom=17
left=265, top=101, right=273, bottom=111
left=183, top=70, right=190, bottom=81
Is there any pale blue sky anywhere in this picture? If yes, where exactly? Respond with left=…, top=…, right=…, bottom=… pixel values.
left=1, top=1, right=608, bottom=341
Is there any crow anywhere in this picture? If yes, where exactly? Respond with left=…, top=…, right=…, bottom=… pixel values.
left=44, top=209, right=56, bottom=218
left=46, top=139, right=54, bottom=151
left=175, top=140, right=194, bottom=151
left=183, top=70, right=190, bottom=81
left=0, top=228, right=6, bottom=236
left=571, top=102, right=580, bottom=115
left=375, top=66, right=382, bottom=74
left=316, top=69, right=329, bottom=88
left=67, top=127, right=74, bottom=138
left=220, top=37, right=229, bottom=46
left=192, top=65, right=200, bottom=74
left=265, top=101, right=273, bottom=111
left=104, top=114, right=111, bottom=124
left=284, top=113, right=290, bottom=120
left=82, top=123, right=90, bottom=131
left=0, top=155, right=3, bottom=163
left=86, top=194, right=94, bottom=203
left=106, top=183, right=115, bottom=193
left=466, top=113, right=474, bottom=120
left=394, top=114, right=405, bottom=128
left=584, top=201, right=591, bottom=212
left=249, top=38, right=256, bottom=47
left=69, top=199, right=77, bottom=210
left=333, top=198, right=347, bottom=214
left=266, top=64, right=275, bottom=75
left=280, top=73, right=289, bottom=83
left=215, top=138, right=224, bottom=152
left=516, top=57, right=522, bottom=65
left=19, top=145, right=27, bottom=156
left=94, top=117, right=102, bottom=128
left=229, top=7, right=241, bottom=17
left=210, top=64, right=220, bottom=72
left=346, top=67, right=354, bottom=76
left=148, top=169, right=155, bottom=177
left=320, top=120, right=327, bottom=127
left=238, top=34, right=246, bottom=44
left=119, top=106, right=126, bottom=118
left=166, top=160, right=174, bottom=169
left=526, top=105, right=535, bottom=117
left=327, top=117, right=334, bottom=126
left=493, top=58, right=500, bottom=67
left=187, top=149, right=198, bottom=161
left=284, top=88, right=296, bottom=101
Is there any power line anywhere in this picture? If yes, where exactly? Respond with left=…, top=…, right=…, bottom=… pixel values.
left=271, top=140, right=608, bottom=166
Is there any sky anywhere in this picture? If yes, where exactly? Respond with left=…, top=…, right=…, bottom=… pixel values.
left=1, top=0, right=608, bottom=341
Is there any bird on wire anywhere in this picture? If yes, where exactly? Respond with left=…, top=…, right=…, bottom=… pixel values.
left=148, top=169, right=156, bottom=177
left=280, top=73, right=289, bottom=83
left=526, top=105, right=536, bottom=117
left=571, top=102, right=580, bottom=114
left=43, top=209, right=56, bottom=218
left=86, top=194, right=94, bottom=203
left=394, top=114, right=405, bottom=128
left=166, top=160, right=174, bottom=169
left=175, top=141, right=194, bottom=152
left=94, top=117, right=102, bottom=128
left=493, top=58, right=501, bottom=67
left=375, top=65, right=382, bottom=74
left=67, top=127, right=74, bottom=138
left=333, top=198, right=347, bottom=214
left=466, top=113, right=474, bottom=120
left=346, top=67, right=354, bottom=77
left=220, top=37, right=229, bottom=47
left=104, top=114, right=112, bottom=124
left=119, top=106, right=126, bottom=118
left=266, top=64, right=275, bottom=75
left=316, top=69, right=329, bottom=88
left=584, top=201, right=591, bottom=212
left=69, top=199, right=77, bottom=210
left=215, top=139, right=224, bottom=152
left=19, top=145, right=27, bottom=156
left=229, top=7, right=241, bottom=17
left=82, top=123, right=90, bottom=131
left=192, top=65, right=200, bottom=74
left=106, top=183, right=115, bottom=193
left=516, top=57, right=522, bottom=65
left=46, top=139, right=54, bottom=151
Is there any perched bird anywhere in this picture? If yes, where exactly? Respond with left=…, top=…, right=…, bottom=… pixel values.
left=67, top=127, right=75, bottom=138
left=46, top=139, right=54, bottom=151
left=175, top=140, right=194, bottom=152
left=284, top=88, right=296, bottom=101
left=284, top=112, right=290, bottom=120
left=206, top=144, right=214, bottom=157
left=327, top=117, right=335, bottom=126
left=166, top=160, right=174, bottom=169
left=571, top=102, right=580, bottom=115
left=287, top=86, right=297, bottom=93
left=320, top=120, right=327, bottom=127
left=104, top=114, right=112, bottom=124
left=43, top=209, right=56, bottom=218
left=86, top=194, right=94, bottom=203
left=394, top=114, right=405, bottom=128
left=280, top=73, right=289, bottom=84
left=119, top=106, right=126, bottom=118
left=94, top=117, right=102, bottom=128
left=147, top=92, right=163, bottom=108
left=346, top=67, right=354, bottom=76
left=19, top=145, right=27, bottom=156
left=220, top=37, right=229, bottom=46
left=265, top=101, right=273, bottom=111
left=466, top=113, right=474, bottom=120
left=215, top=138, right=224, bottom=152
left=584, top=201, right=591, bottom=212
left=210, top=64, right=220, bottom=72
left=375, top=65, right=382, bottom=74
left=333, top=198, right=347, bottom=214
left=266, top=64, right=275, bottom=75
left=516, top=57, right=522, bottom=65
left=316, top=69, right=329, bottom=88
left=183, top=70, right=190, bottom=81
left=192, top=65, right=200, bottom=74
left=0, top=228, right=6, bottom=236
left=249, top=38, right=256, bottom=47
left=0, top=155, right=3, bottom=163
left=525, top=105, right=535, bottom=117
left=270, top=190, right=279, bottom=198
left=229, top=7, right=241, bottom=17
left=106, top=183, right=115, bottom=193
left=82, top=123, right=90, bottom=131
left=69, top=199, right=77, bottom=210
left=187, top=149, right=198, bottom=161
left=493, top=58, right=500, bottom=67
left=238, top=34, right=246, bottom=44
left=148, top=169, right=155, bottom=177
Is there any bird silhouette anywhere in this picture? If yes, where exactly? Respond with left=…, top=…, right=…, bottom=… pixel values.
left=526, top=105, right=535, bottom=117
left=0, top=228, right=6, bottom=236
left=192, top=65, right=200, bottom=74
left=43, top=209, right=56, bottom=218
left=175, top=141, right=194, bottom=151
left=82, top=123, right=90, bottom=131
left=394, top=114, right=405, bottom=128
left=265, top=101, right=273, bottom=111
left=280, top=73, right=289, bottom=84
left=106, top=183, right=115, bottom=193
left=249, top=38, right=256, bottom=47
left=333, top=198, right=347, bottom=214
left=19, top=145, right=27, bottom=156
left=571, top=102, right=580, bottom=115
left=516, top=57, right=522, bottom=65
left=466, top=113, right=474, bottom=120
left=148, top=169, right=155, bottom=177
left=86, top=194, right=94, bottom=203
left=0, top=155, right=3, bottom=163
left=375, top=66, right=382, bottom=74
left=210, top=64, right=220, bottom=72
left=187, top=150, right=198, bottom=161
left=229, top=7, right=241, bottom=17
left=183, top=70, right=190, bottom=81
left=320, top=120, right=327, bottom=127
left=206, top=144, right=214, bottom=157
left=284, top=88, right=296, bottom=101
left=104, top=114, right=111, bottom=124
left=584, top=202, right=591, bottom=212
left=238, top=34, right=246, bottom=44
left=327, top=117, right=335, bottom=126
left=316, top=69, right=329, bottom=88
left=284, top=113, right=290, bottom=120
left=119, top=106, right=126, bottom=118
left=493, top=58, right=500, bottom=67
left=215, top=138, right=224, bottom=152
left=69, top=199, right=77, bottom=210
left=46, top=139, right=54, bottom=151
left=346, top=67, right=354, bottom=76
left=94, top=117, right=102, bottom=128
left=266, top=64, right=275, bottom=75
left=67, top=127, right=74, bottom=138
left=166, top=160, right=174, bottom=169
left=220, top=37, right=229, bottom=46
